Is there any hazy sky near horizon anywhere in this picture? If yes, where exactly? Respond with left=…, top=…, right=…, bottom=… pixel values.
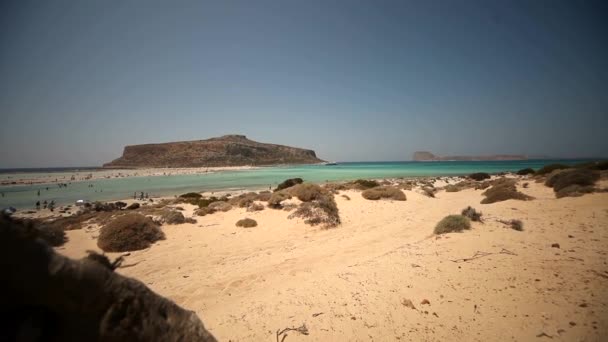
left=1, top=0, right=607, bottom=167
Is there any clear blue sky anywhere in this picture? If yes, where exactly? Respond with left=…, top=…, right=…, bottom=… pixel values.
left=1, top=0, right=607, bottom=167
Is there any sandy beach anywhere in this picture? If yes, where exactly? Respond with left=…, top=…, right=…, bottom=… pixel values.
left=0, top=166, right=258, bottom=186
left=51, top=176, right=608, bottom=341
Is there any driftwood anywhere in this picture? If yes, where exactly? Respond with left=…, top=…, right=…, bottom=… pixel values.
left=450, top=248, right=517, bottom=263
left=0, top=214, right=217, bottom=341
left=276, top=323, right=309, bottom=342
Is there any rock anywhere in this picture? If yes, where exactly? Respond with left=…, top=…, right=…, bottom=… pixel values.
left=420, top=299, right=430, bottom=305
left=103, top=135, right=324, bottom=168
left=551, top=243, right=560, bottom=248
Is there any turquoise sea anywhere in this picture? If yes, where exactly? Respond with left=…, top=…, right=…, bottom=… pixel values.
left=0, top=160, right=593, bottom=209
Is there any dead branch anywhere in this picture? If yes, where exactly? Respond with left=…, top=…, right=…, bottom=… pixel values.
left=450, top=248, right=517, bottom=263
left=276, top=323, right=309, bottom=342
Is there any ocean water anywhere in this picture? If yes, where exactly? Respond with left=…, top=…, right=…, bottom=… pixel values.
left=0, top=160, right=592, bottom=209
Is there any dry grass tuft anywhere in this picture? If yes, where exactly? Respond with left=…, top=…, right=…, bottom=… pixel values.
left=481, top=179, right=532, bottom=204
left=461, top=206, right=483, bottom=222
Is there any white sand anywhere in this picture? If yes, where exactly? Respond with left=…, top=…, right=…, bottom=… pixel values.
left=57, top=180, right=608, bottom=341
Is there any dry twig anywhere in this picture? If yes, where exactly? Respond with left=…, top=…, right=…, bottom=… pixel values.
left=450, top=248, right=517, bottom=263
left=276, top=323, right=309, bottom=342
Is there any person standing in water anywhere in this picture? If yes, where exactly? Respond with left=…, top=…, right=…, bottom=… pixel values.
left=35, top=201, right=40, bottom=210
left=43, top=200, right=48, bottom=209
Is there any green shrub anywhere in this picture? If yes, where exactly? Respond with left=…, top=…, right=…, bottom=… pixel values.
left=481, top=179, right=532, bottom=204
left=516, top=168, right=535, bottom=176
left=275, top=178, right=303, bottom=191
left=461, top=206, right=483, bottom=222
left=536, top=164, right=570, bottom=175
left=545, top=168, right=599, bottom=192
left=229, top=192, right=259, bottom=208
left=469, top=172, right=491, bottom=181
left=97, top=214, right=164, bottom=252
left=362, top=186, right=406, bottom=201
left=354, top=179, right=380, bottom=189
left=235, top=218, right=257, bottom=228
left=434, top=215, right=471, bottom=234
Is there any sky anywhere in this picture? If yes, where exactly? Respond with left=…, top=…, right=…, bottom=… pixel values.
left=1, top=0, right=607, bottom=167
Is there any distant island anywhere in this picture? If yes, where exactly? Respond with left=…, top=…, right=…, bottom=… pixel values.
left=412, top=151, right=527, bottom=161
left=103, top=135, right=324, bottom=168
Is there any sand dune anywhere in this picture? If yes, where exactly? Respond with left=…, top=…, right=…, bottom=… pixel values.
left=57, top=180, right=608, bottom=341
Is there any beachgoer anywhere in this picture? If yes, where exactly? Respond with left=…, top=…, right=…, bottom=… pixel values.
left=35, top=201, right=40, bottom=210
left=49, top=200, right=55, bottom=211
left=37, top=190, right=40, bottom=196
left=140, top=192, right=144, bottom=200
left=43, top=200, right=48, bottom=209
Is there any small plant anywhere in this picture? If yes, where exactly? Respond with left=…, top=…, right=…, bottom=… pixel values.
left=555, top=184, right=595, bottom=198
left=289, top=183, right=327, bottom=202
left=207, top=201, right=232, bottom=212
left=461, top=206, right=483, bottom=222
left=468, top=172, right=491, bottom=181
left=362, top=186, right=406, bottom=201
left=97, top=214, right=165, bottom=252
left=421, top=186, right=436, bottom=198
left=516, top=168, right=535, bottom=176
left=288, top=194, right=340, bottom=228
left=257, top=191, right=272, bottom=201
left=236, top=218, right=257, bottom=228
left=275, top=178, right=303, bottom=191
left=434, top=215, right=471, bottom=234
left=510, top=219, right=523, bottom=231
left=341, top=194, right=351, bottom=200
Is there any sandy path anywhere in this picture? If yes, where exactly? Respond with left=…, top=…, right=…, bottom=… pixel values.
left=58, top=181, right=608, bottom=341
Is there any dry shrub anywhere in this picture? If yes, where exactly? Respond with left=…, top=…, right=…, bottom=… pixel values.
left=267, top=191, right=292, bottom=209
left=282, top=203, right=298, bottom=211
left=195, top=207, right=216, bottom=216
left=207, top=201, right=232, bottom=212
left=126, top=202, right=140, bottom=210
left=275, top=178, right=303, bottom=191
left=545, top=168, right=599, bottom=192
left=362, top=186, right=406, bottom=201
left=288, top=194, right=340, bottom=228
left=160, top=210, right=186, bottom=224
left=229, top=192, right=259, bottom=208
left=536, top=163, right=570, bottom=175
left=247, top=202, right=265, bottom=212
left=469, top=172, right=491, bottom=181
left=235, top=218, right=257, bottom=228
left=555, top=184, right=595, bottom=198
left=179, top=192, right=202, bottom=199
left=97, top=214, right=165, bottom=252
left=354, top=179, right=380, bottom=189
left=509, top=219, right=523, bottom=231
left=434, top=215, right=471, bottom=234
left=289, top=183, right=327, bottom=202
left=341, top=194, right=351, bottom=200
left=461, top=206, right=483, bottom=222
left=257, top=191, right=272, bottom=201
left=184, top=217, right=197, bottom=224
left=421, top=186, right=436, bottom=198
left=481, top=179, right=532, bottom=204
left=516, top=168, right=535, bottom=176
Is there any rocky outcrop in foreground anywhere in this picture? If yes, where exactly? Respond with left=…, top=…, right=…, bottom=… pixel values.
left=104, top=135, right=324, bottom=168
left=0, top=214, right=217, bottom=341
left=413, top=151, right=527, bottom=161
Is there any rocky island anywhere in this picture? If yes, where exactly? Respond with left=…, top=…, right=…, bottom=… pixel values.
left=413, top=151, right=527, bottom=161
left=103, top=135, right=324, bottom=168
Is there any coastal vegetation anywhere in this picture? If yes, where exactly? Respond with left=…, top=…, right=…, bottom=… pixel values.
left=461, top=206, right=483, bottom=222
left=434, top=215, right=471, bottom=234
left=97, top=213, right=165, bottom=252
left=275, top=178, right=303, bottom=191
left=481, top=179, right=532, bottom=204
left=468, top=172, right=491, bottom=181
left=362, top=186, right=406, bottom=201
left=516, top=168, right=535, bottom=175
left=236, top=218, right=257, bottom=228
